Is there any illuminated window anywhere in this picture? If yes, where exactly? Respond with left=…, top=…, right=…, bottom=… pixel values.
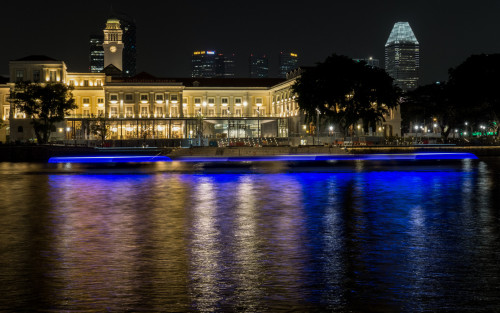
left=140, top=94, right=148, bottom=102
left=170, top=94, right=178, bottom=103
left=95, top=79, right=102, bottom=86
left=110, top=94, right=118, bottom=101
left=155, top=94, right=164, bottom=101
left=256, top=98, right=263, bottom=106
left=97, top=109, right=104, bottom=117
left=125, top=107, right=133, bottom=117
left=235, top=98, right=242, bottom=106
left=110, top=106, right=118, bottom=117
left=82, top=98, right=90, bottom=105
left=221, top=97, right=228, bottom=106
left=141, top=106, right=148, bottom=117
left=69, top=80, right=75, bottom=86
left=97, top=98, right=104, bottom=104
left=83, top=109, right=90, bottom=117
left=208, top=98, right=215, bottom=106
left=83, top=80, right=89, bottom=87
left=194, top=98, right=201, bottom=106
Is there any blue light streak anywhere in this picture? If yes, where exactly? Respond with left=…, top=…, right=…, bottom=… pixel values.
left=48, top=155, right=172, bottom=163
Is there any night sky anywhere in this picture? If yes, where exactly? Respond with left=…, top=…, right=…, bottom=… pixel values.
left=1, top=0, right=499, bottom=84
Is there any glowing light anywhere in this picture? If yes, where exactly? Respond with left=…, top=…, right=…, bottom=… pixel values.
left=98, top=103, right=104, bottom=107
left=66, top=127, right=70, bottom=132
left=48, top=155, right=172, bottom=164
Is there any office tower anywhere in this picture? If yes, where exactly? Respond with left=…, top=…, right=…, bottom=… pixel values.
left=354, top=57, right=380, bottom=68
left=89, top=35, right=104, bottom=73
left=249, top=54, right=269, bottom=78
left=385, top=22, right=419, bottom=91
left=192, top=50, right=217, bottom=78
left=279, top=52, right=299, bottom=78
left=103, top=18, right=124, bottom=71
left=192, top=51, right=235, bottom=78
left=116, top=13, right=137, bottom=77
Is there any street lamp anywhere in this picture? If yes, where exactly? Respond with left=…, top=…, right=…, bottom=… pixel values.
left=316, top=108, right=320, bottom=145
left=256, top=108, right=260, bottom=140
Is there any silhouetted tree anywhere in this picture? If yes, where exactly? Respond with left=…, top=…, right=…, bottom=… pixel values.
left=90, top=116, right=109, bottom=147
left=448, top=54, right=500, bottom=134
left=9, top=81, right=76, bottom=144
left=402, top=82, right=462, bottom=140
left=292, top=54, right=401, bottom=136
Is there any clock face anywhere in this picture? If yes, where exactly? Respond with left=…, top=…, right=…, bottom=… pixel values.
left=110, top=46, right=117, bottom=53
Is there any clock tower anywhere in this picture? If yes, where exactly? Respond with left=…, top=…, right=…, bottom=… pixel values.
left=103, top=18, right=124, bottom=71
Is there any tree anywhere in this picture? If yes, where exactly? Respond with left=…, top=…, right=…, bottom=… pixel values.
left=292, top=54, right=401, bottom=136
left=90, top=116, right=109, bottom=147
left=448, top=54, right=500, bottom=135
left=401, top=82, right=463, bottom=141
left=9, top=81, right=76, bottom=144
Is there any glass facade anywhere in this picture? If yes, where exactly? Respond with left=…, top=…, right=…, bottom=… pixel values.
left=279, top=52, right=299, bottom=78
left=89, top=35, right=104, bottom=73
left=249, top=54, right=269, bottom=78
left=385, top=22, right=420, bottom=91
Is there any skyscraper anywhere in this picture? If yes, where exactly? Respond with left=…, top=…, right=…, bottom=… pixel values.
left=279, top=52, right=299, bottom=78
left=116, top=13, right=137, bottom=77
left=385, top=22, right=419, bottom=91
left=192, top=50, right=217, bottom=78
left=192, top=51, right=235, bottom=78
left=89, top=34, right=104, bottom=73
left=249, top=54, right=269, bottom=78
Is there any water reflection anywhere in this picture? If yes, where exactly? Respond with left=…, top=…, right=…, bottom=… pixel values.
left=1, top=159, right=500, bottom=311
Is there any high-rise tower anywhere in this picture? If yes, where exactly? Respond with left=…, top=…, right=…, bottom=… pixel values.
left=385, top=22, right=419, bottom=91
left=249, top=54, right=269, bottom=78
left=103, top=18, right=124, bottom=71
left=89, top=34, right=104, bottom=73
left=279, top=52, right=298, bottom=78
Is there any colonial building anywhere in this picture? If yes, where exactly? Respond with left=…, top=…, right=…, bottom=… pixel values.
left=0, top=19, right=401, bottom=144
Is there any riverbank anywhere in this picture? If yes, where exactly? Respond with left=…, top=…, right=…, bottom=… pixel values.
left=1, top=144, right=500, bottom=162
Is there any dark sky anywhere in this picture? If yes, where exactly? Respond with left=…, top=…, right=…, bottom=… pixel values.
left=1, top=0, right=499, bottom=84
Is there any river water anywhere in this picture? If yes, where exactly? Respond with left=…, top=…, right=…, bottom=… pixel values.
left=0, top=158, right=499, bottom=312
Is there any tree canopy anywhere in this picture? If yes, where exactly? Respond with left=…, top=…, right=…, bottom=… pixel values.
left=10, top=81, right=76, bottom=144
left=402, top=54, right=500, bottom=140
left=292, top=54, right=401, bottom=135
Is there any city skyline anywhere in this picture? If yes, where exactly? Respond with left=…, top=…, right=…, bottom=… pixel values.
left=1, top=0, right=499, bottom=84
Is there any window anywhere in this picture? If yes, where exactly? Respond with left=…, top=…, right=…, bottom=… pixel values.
left=235, top=108, right=242, bottom=116
left=155, top=94, right=164, bottom=102
left=256, top=98, right=263, bottom=106
left=83, top=80, right=89, bottom=87
left=194, top=98, right=201, bottom=106
left=16, top=70, right=24, bottom=82
left=82, top=98, right=90, bottom=105
left=141, top=106, right=148, bottom=117
left=83, top=109, right=90, bottom=117
left=125, top=107, right=133, bottom=117
left=33, top=70, right=40, bottom=82
left=221, top=97, right=228, bottom=106
left=171, top=106, right=178, bottom=117
left=110, top=94, right=118, bottom=102
left=97, top=109, right=104, bottom=117
left=221, top=108, right=228, bottom=116
left=125, top=94, right=133, bottom=102
left=97, top=98, right=104, bottom=106
left=49, top=71, right=56, bottom=82
left=156, top=107, right=163, bottom=116
left=69, top=80, right=75, bottom=86
left=208, top=98, right=215, bottom=106
left=235, top=98, right=242, bottom=106
left=140, top=94, right=148, bottom=103
left=110, top=107, right=118, bottom=117
left=208, top=108, right=215, bottom=116
left=170, top=94, right=178, bottom=103
left=96, top=79, right=102, bottom=86
left=4, top=108, right=10, bottom=119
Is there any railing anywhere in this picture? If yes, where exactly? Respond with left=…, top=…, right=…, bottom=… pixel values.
left=65, top=112, right=297, bottom=119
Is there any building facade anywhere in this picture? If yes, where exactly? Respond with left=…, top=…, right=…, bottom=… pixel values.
left=1, top=55, right=401, bottom=143
left=89, top=35, right=104, bottom=73
left=385, top=22, right=420, bottom=92
left=249, top=54, right=269, bottom=78
left=279, top=52, right=299, bottom=78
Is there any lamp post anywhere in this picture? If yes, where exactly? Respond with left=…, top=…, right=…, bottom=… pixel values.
left=316, top=108, right=320, bottom=145
left=257, top=108, right=260, bottom=140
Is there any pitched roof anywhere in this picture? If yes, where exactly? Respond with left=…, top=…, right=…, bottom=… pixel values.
left=14, top=55, right=59, bottom=62
left=116, top=73, right=286, bottom=87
